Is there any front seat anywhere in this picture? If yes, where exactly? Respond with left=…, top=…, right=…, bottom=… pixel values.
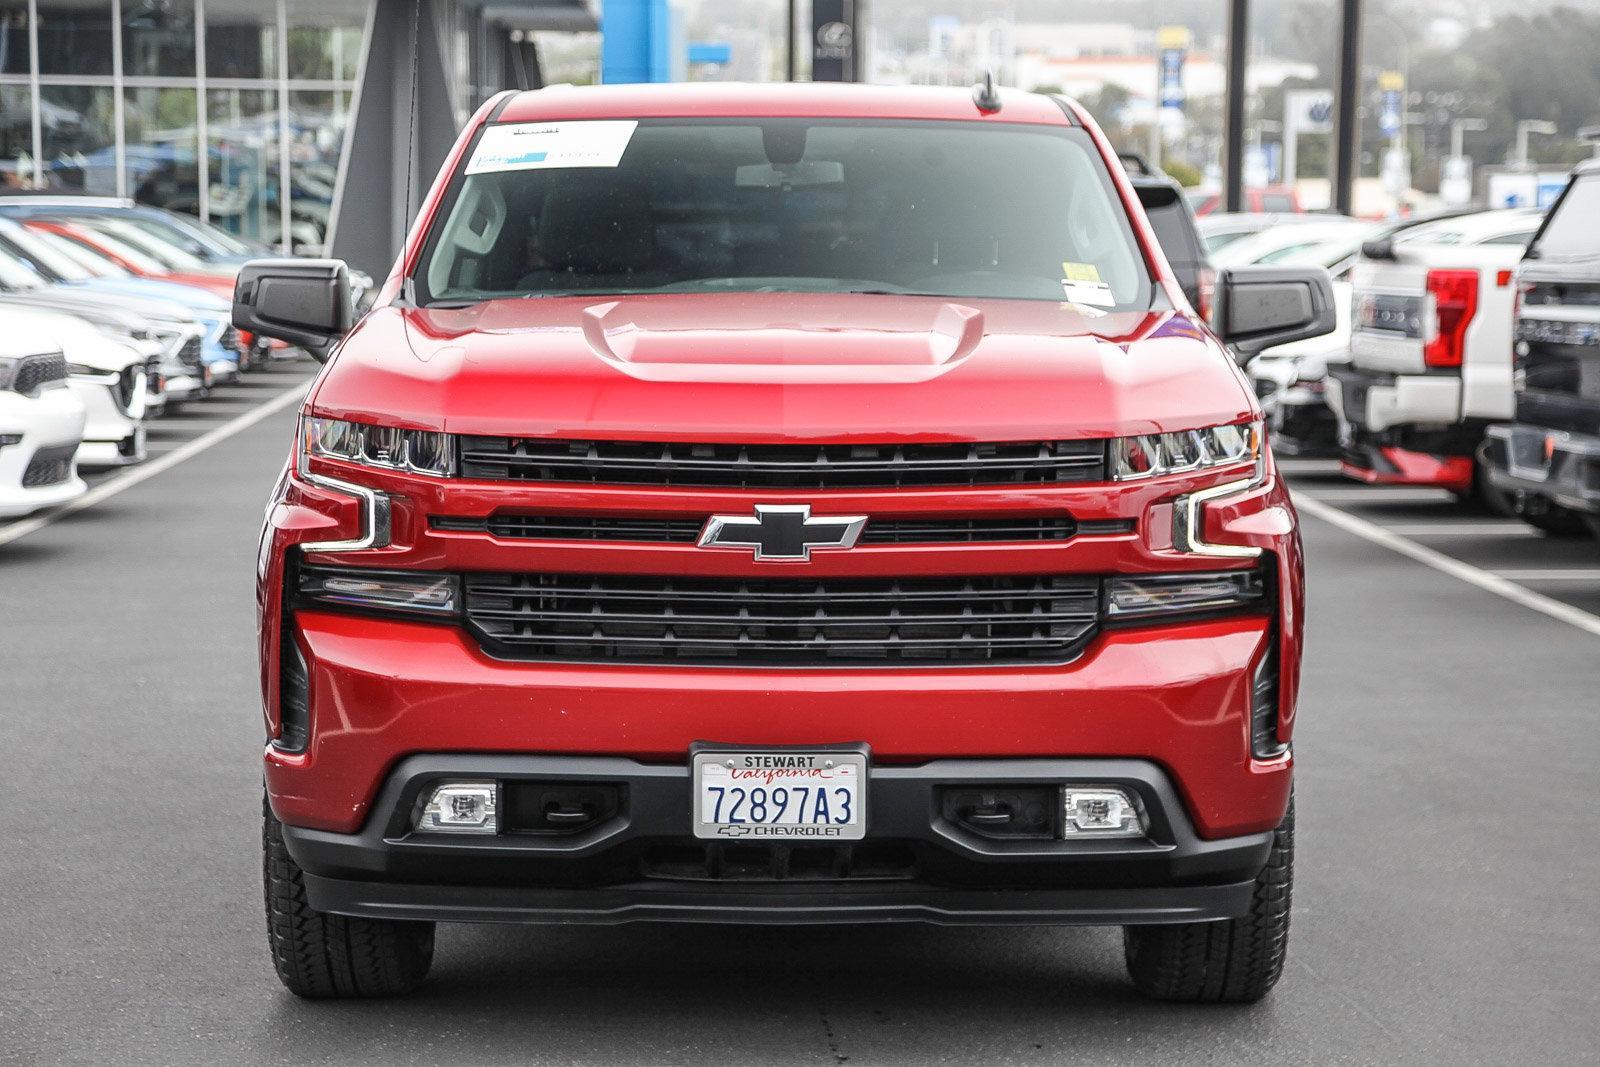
left=517, top=181, right=662, bottom=293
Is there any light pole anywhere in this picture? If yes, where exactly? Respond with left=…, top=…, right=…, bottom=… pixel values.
left=1450, top=117, right=1487, bottom=159
left=1514, top=120, right=1558, bottom=168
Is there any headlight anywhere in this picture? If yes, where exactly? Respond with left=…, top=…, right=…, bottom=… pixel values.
left=1106, top=568, right=1266, bottom=621
left=302, top=417, right=454, bottom=477
left=298, top=565, right=459, bottom=617
left=1110, top=421, right=1261, bottom=480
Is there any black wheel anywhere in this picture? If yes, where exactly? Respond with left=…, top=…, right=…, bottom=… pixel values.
left=263, top=799, right=434, bottom=998
left=1519, top=497, right=1589, bottom=537
left=1123, top=797, right=1293, bottom=1003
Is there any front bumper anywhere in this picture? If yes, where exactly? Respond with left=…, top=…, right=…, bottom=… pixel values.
left=0, top=388, right=87, bottom=518
left=281, top=754, right=1275, bottom=927
left=1481, top=423, right=1600, bottom=516
left=268, top=609, right=1293, bottom=841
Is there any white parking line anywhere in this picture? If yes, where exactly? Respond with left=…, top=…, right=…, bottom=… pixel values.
left=1299, top=488, right=1455, bottom=503
left=1379, top=522, right=1536, bottom=537
left=0, top=380, right=308, bottom=549
left=1296, top=495, right=1600, bottom=639
left=1493, top=569, right=1600, bottom=581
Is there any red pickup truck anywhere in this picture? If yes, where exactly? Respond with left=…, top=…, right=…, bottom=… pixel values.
left=239, top=82, right=1332, bottom=1003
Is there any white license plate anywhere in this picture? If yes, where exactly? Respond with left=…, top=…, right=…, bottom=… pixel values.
left=692, top=750, right=867, bottom=841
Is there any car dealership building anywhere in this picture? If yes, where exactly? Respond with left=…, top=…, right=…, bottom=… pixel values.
left=0, top=0, right=601, bottom=276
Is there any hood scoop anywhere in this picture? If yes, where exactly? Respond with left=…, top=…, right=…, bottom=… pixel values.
left=577, top=298, right=985, bottom=384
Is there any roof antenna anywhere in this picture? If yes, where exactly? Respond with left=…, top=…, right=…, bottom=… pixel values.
left=972, top=70, right=1003, bottom=114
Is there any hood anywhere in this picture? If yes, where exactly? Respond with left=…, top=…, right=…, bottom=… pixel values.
left=0, top=304, right=143, bottom=371
left=311, top=293, right=1254, bottom=441
left=66, top=277, right=230, bottom=313
left=1, top=285, right=198, bottom=327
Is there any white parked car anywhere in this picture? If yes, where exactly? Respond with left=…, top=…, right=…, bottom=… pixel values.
left=2, top=305, right=153, bottom=468
left=1326, top=209, right=1545, bottom=509
left=0, top=314, right=86, bottom=518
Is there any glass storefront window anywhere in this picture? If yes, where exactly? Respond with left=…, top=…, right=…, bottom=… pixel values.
left=286, top=89, right=348, bottom=254
left=124, top=86, right=200, bottom=212
left=0, top=1, right=29, bottom=76
left=203, top=0, right=278, bottom=81
left=0, top=85, right=32, bottom=187
left=40, top=85, right=116, bottom=192
left=122, top=0, right=197, bottom=78
left=37, top=0, right=115, bottom=76
left=206, top=86, right=280, bottom=247
left=285, top=0, right=365, bottom=81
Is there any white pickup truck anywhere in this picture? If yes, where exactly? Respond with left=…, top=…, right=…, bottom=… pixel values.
left=1326, top=209, right=1544, bottom=508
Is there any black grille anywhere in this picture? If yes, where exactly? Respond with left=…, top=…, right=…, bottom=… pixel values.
left=11, top=353, right=66, bottom=395
left=463, top=572, right=1102, bottom=666
left=641, top=842, right=918, bottom=882
left=145, top=356, right=162, bottom=393
left=116, top=364, right=139, bottom=411
left=221, top=325, right=242, bottom=352
left=457, top=437, right=1108, bottom=488
left=21, top=443, right=76, bottom=487
left=432, top=514, right=1103, bottom=544
left=177, top=337, right=202, bottom=368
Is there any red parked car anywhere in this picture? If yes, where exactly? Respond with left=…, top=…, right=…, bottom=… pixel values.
left=239, top=83, right=1333, bottom=1002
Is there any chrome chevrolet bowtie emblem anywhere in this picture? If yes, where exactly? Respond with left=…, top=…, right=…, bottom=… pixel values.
left=698, top=504, right=867, bottom=562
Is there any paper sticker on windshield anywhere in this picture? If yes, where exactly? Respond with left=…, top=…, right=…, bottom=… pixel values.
left=1062, top=262, right=1102, bottom=283
left=466, top=121, right=638, bottom=175
left=1063, top=280, right=1116, bottom=307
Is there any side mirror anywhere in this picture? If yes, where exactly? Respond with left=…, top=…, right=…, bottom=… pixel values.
left=1359, top=236, right=1397, bottom=261
left=232, top=258, right=351, bottom=363
left=1213, top=265, right=1337, bottom=360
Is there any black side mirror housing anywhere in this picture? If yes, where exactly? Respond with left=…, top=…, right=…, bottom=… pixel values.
left=1213, top=265, right=1337, bottom=360
left=232, top=258, right=351, bottom=363
left=1360, top=236, right=1397, bottom=261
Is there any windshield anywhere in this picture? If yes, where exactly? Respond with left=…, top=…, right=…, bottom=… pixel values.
left=53, top=225, right=169, bottom=275
left=0, top=223, right=93, bottom=281
left=1530, top=176, right=1600, bottom=260
left=92, top=220, right=210, bottom=272
left=418, top=119, right=1151, bottom=309
left=29, top=228, right=129, bottom=277
left=0, top=245, right=44, bottom=290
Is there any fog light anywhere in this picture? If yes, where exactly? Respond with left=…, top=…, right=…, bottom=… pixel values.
left=1061, top=787, right=1145, bottom=838
left=417, top=782, right=498, bottom=834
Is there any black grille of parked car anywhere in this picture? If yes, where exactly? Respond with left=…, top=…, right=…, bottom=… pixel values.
left=457, top=437, right=1109, bottom=488
left=21, top=442, right=77, bottom=487
left=116, top=365, right=139, bottom=411
left=431, top=514, right=1114, bottom=544
left=144, top=356, right=163, bottom=393
left=11, top=353, right=66, bottom=395
left=462, top=572, right=1103, bottom=666
left=221, top=325, right=242, bottom=352
left=177, top=336, right=203, bottom=368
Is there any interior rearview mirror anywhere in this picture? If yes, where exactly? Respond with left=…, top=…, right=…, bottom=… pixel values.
left=1212, top=265, right=1337, bottom=361
left=232, top=258, right=352, bottom=363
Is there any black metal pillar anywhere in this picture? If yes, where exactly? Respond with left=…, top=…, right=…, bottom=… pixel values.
left=1223, top=0, right=1248, bottom=213
left=1333, top=0, right=1362, bottom=215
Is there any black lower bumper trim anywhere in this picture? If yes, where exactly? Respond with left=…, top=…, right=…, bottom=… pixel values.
left=302, top=872, right=1256, bottom=926
left=279, top=754, right=1278, bottom=927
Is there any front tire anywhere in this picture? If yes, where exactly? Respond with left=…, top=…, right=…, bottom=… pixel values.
left=1123, top=797, right=1293, bottom=1003
left=263, top=799, right=435, bottom=998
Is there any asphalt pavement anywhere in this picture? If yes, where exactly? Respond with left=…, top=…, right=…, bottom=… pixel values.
left=2, top=381, right=1597, bottom=1065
